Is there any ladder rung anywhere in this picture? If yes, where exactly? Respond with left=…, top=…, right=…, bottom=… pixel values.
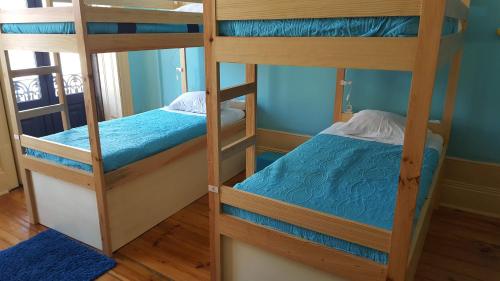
left=220, top=82, right=256, bottom=102
left=19, top=104, right=65, bottom=120
left=11, top=66, right=59, bottom=78
left=221, top=135, right=256, bottom=161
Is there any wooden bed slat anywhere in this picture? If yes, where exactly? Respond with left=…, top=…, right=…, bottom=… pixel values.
left=22, top=156, right=95, bottom=189
left=216, top=0, right=421, bottom=20
left=0, top=34, right=78, bottom=53
left=85, top=0, right=203, bottom=9
left=213, top=37, right=417, bottom=71
left=220, top=186, right=392, bottom=252
left=220, top=82, right=257, bottom=102
left=86, top=33, right=203, bottom=53
left=220, top=215, right=387, bottom=281
left=20, top=135, right=93, bottom=165
left=0, top=7, right=74, bottom=23
left=220, top=135, right=256, bottom=161
left=85, top=6, right=203, bottom=24
left=10, top=66, right=59, bottom=78
left=18, top=104, right=65, bottom=120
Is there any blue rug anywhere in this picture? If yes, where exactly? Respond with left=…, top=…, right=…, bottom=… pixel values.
left=0, top=229, right=116, bottom=281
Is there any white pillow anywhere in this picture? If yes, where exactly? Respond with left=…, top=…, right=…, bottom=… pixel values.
left=167, top=91, right=229, bottom=114
left=168, top=91, right=206, bottom=114
left=338, top=110, right=407, bottom=143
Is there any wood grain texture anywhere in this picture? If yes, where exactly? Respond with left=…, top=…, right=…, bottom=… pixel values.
left=220, top=186, right=391, bottom=252
left=20, top=135, right=92, bottom=164
left=22, top=156, right=95, bottom=189
left=0, top=34, right=78, bottom=53
left=180, top=48, right=188, bottom=94
left=219, top=82, right=256, bottom=102
left=86, top=33, right=203, bottom=53
left=10, top=66, right=58, bottom=78
left=220, top=135, right=256, bottom=161
left=388, top=0, right=448, bottom=280
left=334, top=69, right=345, bottom=122
left=18, top=104, right=65, bottom=121
left=84, top=0, right=201, bottom=9
left=73, top=0, right=112, bottom=256
left=0, top=189, right=498, bottom=281
left=214, top=37, right=417, bottom=71
left=204, top=0, right=222, bottom=279
left=0, top=7, right=74, bottom=23
left=85, top=6, right=203, bottom=24
left=244, top=64, right=257, bottom=177
left=219, top=214, right=388, bottom=281
left=216, top=0, right=421, bottom=20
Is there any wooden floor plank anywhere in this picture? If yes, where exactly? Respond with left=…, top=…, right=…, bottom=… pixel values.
left=0, top=188, right=499, bottom=281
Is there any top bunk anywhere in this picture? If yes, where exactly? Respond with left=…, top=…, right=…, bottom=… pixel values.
left=0, top=0, right=204, bottom=54
left=206, top=0, right=470, bottom=71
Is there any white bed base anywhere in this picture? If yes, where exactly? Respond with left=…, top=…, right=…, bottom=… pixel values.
left=32, top=145, right=245, bottom=251
left=222, top=237, right=348, bottom=281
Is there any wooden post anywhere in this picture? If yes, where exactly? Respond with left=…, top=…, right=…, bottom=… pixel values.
left=245, top=64, right=257, bottom=177
left=180, top=48, right=188, bottom=93
left=334, top=68, right=345, bottom=122
left=72, top=0, right=112, bottom=256
left=45, top=0, right=71, bottom=130
left=204, top=0, right=222, bottom=279
left=387, top=0, right=447, bottom=280
left=441, top=51, right=464, bottom=144
left=0, top=50, right=38, bottom=224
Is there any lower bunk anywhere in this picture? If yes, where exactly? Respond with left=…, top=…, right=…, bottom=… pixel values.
left=23, top=97, right=246, bottom=252
left=218, top=110, right=446, bottom=281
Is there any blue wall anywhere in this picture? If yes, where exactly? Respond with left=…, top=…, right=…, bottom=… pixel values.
left=128, top=48, right=207, bottom=112
left=129, top=0, right=500, bottom=163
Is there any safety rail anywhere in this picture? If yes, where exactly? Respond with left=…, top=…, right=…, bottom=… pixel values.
left=220, top=82, right=257, bottom=102
left=20, top=135, right=93, bottom=164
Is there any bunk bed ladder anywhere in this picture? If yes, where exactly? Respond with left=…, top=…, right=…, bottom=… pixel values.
left=0, top=0, right=75, bottom=226
left=0, top=50, right=38, bottom=224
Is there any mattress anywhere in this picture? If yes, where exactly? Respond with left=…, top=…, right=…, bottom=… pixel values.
left=1, top=22, right=203, bottom=34
left=219, top=17, right=457, bottom=37
left=223, top=132, right=441, bottom=264
left=25, top=108, right=244, bottom=172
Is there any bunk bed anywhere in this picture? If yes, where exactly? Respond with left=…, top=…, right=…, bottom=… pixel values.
left=204, top=0, right=470, bottom=280
left=0, top=0, right=246, bottom=256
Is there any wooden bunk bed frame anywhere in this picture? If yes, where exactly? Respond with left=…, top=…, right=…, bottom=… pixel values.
left=204, top=0, right=470, bottom=280
left=0, top=0, right=245, bottom=256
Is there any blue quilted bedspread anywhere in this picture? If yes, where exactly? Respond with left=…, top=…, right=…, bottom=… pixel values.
left=25, top=110, right=206, bottom=172
left=1, top=22, right=203, bottom=34
left=224, top=134, right=440, bottom=264
left=219, top=17, right=457, bottom=37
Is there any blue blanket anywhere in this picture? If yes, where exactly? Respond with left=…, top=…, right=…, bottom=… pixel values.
left=219, top=17, right=457, bottom=37
left=1, top=22, right=203, bottom=34
left=224, top=134, right=439, bottom=264
left=25, top=110, right=206, bottom=172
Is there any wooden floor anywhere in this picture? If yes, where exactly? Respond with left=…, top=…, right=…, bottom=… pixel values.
left=1, top=188, right=499, bottom=281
